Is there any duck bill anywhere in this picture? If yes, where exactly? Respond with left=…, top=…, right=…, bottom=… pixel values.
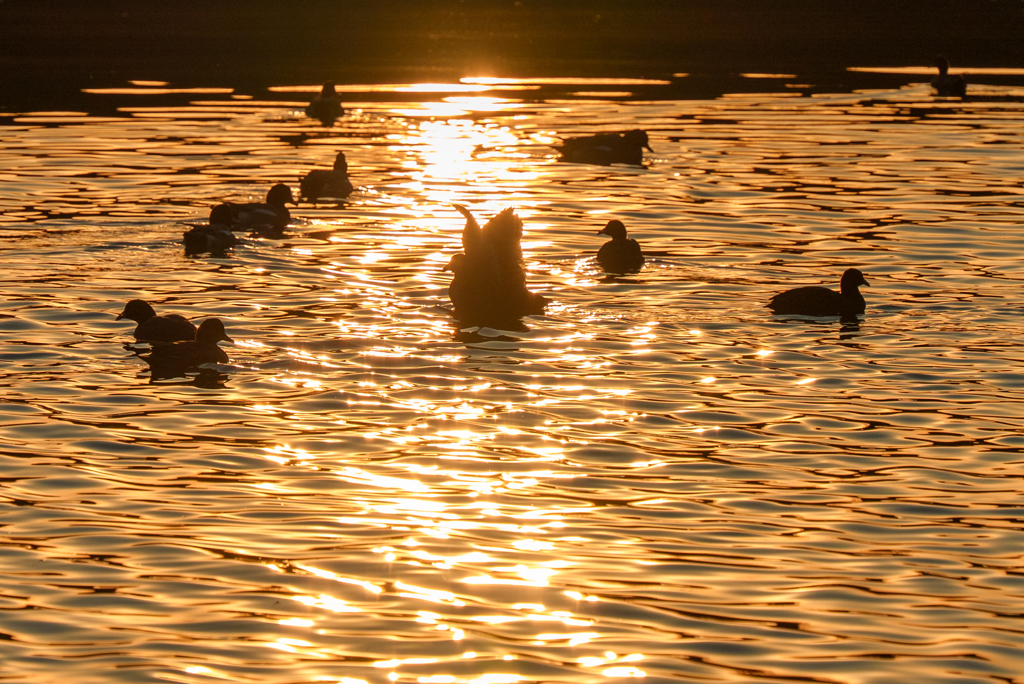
left=115, top=313, right=124, bottom=320
left=644, top=144, right=654, bottom=152
left=597, top=229, right=609, bottom=237
left=222, top=333, right=235, bottom=343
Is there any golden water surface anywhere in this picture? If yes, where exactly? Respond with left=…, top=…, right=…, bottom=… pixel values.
left=0, top=77, right=1023, bottom=683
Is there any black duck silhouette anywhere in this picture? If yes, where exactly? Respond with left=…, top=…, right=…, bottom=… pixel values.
left=554, top=129, right=653, bottom=166
left=217, top=183, right=294, bottom=232
left=300, top=151, right=354, bottom=203
left=305, top=81, right=345, bottom=125
left=145, top=318, right=233, bottom=376
left=117, top=299, right=196, bottom=343
left=932, top=56, right=967, bottom=97
left=183, top=204, right=237, bottom=255
left=596, top=220, right=644, bottom=274
left=767, top=268, right=870, bottom=318
left=443, top=204, right=548, bottom=325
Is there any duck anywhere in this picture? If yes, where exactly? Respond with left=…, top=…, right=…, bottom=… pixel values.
left=144, top=318, right=233, bottom=373
left=443, top=204, right=548, bottom=324
left=932, top=55, right=967, bottom=97
left=596, top=220, right=644, bottom=273
left=767, top=268, right=870, bottom=317
left=117, top=299, right=197, bottom=343
left=300, top=151, right=354, bottom=203
left=305, top=81, right=345, bottom=125
left=221, top=183, right=294, bottom=232
left=554, top=129, right=653, bottom=166
left=183, top=204, right=238, bottom=255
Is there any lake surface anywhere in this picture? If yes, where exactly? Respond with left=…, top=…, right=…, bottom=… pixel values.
left=1, top=75, right=1023, bottom=683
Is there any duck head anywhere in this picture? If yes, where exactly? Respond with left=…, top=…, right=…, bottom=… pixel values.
left=266, top=183, right=295, bottom=206
left=598, top=219, right=629, bottom=240
left=208, top=203, right=234, bottom=226
left=443, top=253, right=467, bottom=274
left=195, top=318, right=234, bottom=344
left=117, top=299, right=156, bottom=323
left=840, top=268, right=869, bottom=295
left=320, top=81, right=338, bottom=97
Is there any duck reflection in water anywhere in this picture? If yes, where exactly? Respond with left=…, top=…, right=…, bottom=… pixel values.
left=596, top=219, right=645, bottom=274
left=144, top=318, right=233, bottom=379
left=305, top=81, right=345, bottom=126
left=443, top=204, right=548, bottom=328
left=767, top=268, right=869, bottom=320
left=554, top=129, right=653, bottom=166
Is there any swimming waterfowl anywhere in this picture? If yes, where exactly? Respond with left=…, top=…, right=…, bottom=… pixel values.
left=144, top=318, right=233, bottom=373
left=444, top=204, right=548, bottom=324
left=223, top=183, right=294, bottom=231
left=116, top=299, right=197, bottom=343
left=932, top=55, right=967, bottom=97
left=300, top=151, right=354, bottom=203
left=554, top=129, right=653, bottom=166
left=305, top=81, right=345, bottom=125
left=767, top=268, right=870, bottom=317
left=183, top=204, right=237, bottom=255
left=596, top=220, right=644, bottom=273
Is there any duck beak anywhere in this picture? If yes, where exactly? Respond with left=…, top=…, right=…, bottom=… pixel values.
left=597, top=229, right=609, bottom=237
left=115, top=313, right=124, bottom=320
left=645, top=143, right=654, bottom=152
left=222, top=333, right=235, bottom=343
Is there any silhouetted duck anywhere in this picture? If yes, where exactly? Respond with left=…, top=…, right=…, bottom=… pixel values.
left=300, top=151, right=354, bottom=203
left=222, top=183, right=294, bottom=232
left=117, top=299, right=197, bottom=343
left=145, top=318, right=233, bottom=373
left=444, top=204, right=548, bottom=324
left=932, top=55, right=967, bottom=97
left=305, top=81, right=345, bottom=125
left=555, top=129, right=653, bottom=166
left=183, top=204, right=237, bottom=255
left=767, top=268, right=870, bottom=317
left=596, top=220, right=644, bottom=273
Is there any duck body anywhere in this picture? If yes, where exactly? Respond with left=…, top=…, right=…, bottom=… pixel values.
left=305, top=81, right=345, bottom=125
left=223, top=183, right=294, bottom=232
left=117, top=299, right=197, bottom=343
left=767, top=268, right=869, bottom=317
left=183, top=204, right=237, bottom=255
left=300, top=151, right=353, bottom=203
left=145, top=318, right=233, bottom=374
left=932, top=55, right=967, bottom=97
left=596, top=220, right=644, bottom=273
left=555, top=129, right=653, bottom=166
left=444, top=205, right=548, bottom=325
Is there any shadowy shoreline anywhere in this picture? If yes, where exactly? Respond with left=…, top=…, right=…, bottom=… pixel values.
left=2, top=0, right=1022, bottom=113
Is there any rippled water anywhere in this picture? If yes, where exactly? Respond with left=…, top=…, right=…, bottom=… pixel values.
left=1, top=77, right=1023, bottom=683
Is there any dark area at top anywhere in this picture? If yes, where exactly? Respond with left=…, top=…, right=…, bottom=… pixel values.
left=1, top=0, right=1022, bottom=112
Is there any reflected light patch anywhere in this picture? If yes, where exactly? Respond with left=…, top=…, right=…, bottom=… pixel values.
left=294, top=565, right=383, bottom=594
left=293, top=594, right=362, bottom=613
